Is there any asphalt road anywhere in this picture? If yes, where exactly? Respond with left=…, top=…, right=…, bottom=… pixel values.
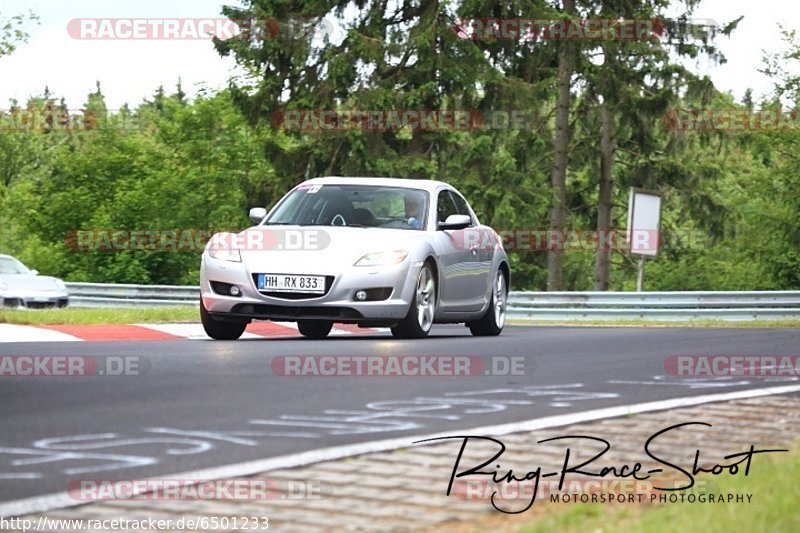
left=1, top=325, right=798, bottom=502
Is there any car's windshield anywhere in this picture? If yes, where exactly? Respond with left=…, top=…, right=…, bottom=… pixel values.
left=0, top=257, right=31, bottom=275
left=264, top=184, right=429, bottom=230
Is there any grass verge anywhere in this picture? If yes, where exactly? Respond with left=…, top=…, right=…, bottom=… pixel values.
left=0, top=306, right=198, bottom=325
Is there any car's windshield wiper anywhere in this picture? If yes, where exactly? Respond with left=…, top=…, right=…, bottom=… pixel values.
left=276, top=222, right=377, bottom=229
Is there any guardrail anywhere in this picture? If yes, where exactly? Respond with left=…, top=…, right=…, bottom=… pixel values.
left=64, top=283, right=800, bottom=320
left=507, top=291, right=800, bottom=321
left=65, top=283, right=198, bottom=308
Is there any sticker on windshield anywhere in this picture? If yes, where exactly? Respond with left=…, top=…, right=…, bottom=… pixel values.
left=295, top=184, right=322, bottom=193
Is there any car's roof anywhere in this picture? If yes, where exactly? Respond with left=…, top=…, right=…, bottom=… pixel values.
left=302, top=176, right=454, bottom=193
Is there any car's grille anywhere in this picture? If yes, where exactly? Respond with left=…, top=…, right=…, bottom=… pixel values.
left=229, top=303, right=363, bottom=320
left=25, top=301, right=57, bottom=309
left=251, top=274, right=334, bottom=300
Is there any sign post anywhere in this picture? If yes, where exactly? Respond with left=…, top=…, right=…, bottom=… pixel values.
left=626, top=188, right=662, bottom=291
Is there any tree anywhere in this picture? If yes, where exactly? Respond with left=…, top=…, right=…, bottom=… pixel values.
left=578, top=0, right=740, bottom=290
left=0, top=10, right=37, bottom=57
left=545, top=0, right=577, bottom=291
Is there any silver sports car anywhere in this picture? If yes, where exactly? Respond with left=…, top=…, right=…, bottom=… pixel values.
left=200, top=177, right=509, bottom=339
left=0, top=254, right=70, bottom=309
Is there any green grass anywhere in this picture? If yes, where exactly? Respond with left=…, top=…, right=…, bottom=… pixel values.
left=507, top=319, right=800, bottom=328
left=515, top=441, right=800, bottom=533
left=0, top=306, right=199, bottom=325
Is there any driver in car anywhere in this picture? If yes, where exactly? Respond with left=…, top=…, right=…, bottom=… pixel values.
left=404, top=193, right=424, bottom=229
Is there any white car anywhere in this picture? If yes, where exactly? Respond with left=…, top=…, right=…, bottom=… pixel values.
left=0, top=255, right=69, bottom=309
left=200, top=177, right=509, bottom=339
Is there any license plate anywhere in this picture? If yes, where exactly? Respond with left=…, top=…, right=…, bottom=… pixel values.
left=257, top=274, right=325, bottom=293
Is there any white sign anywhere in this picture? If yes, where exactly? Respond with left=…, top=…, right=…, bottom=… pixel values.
left=627, top=188, right=661, bottom=256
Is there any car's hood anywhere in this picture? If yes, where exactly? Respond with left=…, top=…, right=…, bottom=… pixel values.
left=0, top=274, right=64, bottom=292
left=220, top=226, right=428, bottom=273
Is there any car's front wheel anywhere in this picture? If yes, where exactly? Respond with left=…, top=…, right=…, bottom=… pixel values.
left=298, top=320, right=333, bottom=339
left=391, top=263, right=436, bottom=339
left=201, top=299, right=248, bottom=340
left=468, top=269, right=507, bottom=336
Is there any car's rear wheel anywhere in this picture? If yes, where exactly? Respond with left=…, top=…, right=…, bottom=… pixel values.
left=298, top=320, right=333, bottom=339
left=200, top=299, right=247, bottom=340
left=468, top=269, right=507, bottom=336
left=391, top=263, right=436, bottom=339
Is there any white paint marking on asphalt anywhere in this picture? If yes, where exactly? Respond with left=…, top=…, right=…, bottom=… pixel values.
left=609, top=375, right=798, bottom=388
left=2, top=383, right=799, bottom=519
left=250, top=417, right=423, bottom=435
left=0, top=445, right=157, bottom=476
left=0, top=325, right=82, bottom=343
left=145, top=428, right=277, bottom=446
left=240, top=332, right=270, bottom=340
left=260, top=432, right=321, bottom=438
left=0, top=380, right=765, bottom=480
left=248, top=386, right=615, bottom=436
left=134, top=323, right=265, bottom=340
left=0, top=321, right=374, bottom=343
left=134, top=323, right=208, bottom=340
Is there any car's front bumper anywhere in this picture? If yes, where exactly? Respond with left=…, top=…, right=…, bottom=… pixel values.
left=200, top=255, right=421, bottom=324
left=1, top=290, right=69, bottom=309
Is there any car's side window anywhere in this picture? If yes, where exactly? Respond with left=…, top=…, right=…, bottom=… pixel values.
left=450, top=192, right=474, bottom=226
left=436, top=190, right=459, bottom=225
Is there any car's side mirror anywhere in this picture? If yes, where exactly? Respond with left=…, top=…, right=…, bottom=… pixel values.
left=249, top=207, right=267, bottom=224
left=30, top=269, right=39, bottom=275
left=437, top=214, right=471, bottom=231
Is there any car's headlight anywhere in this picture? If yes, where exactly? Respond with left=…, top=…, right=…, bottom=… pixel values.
left=354, top=250, right=409, bottom=266
left=207, top=247, right=242, bottom=262
left=54, top=279, right=67, bottom=291
left=0, top=280, right=6, bottom=291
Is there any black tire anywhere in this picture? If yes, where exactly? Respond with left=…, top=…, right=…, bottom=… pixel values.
left=468, top=269, right=507, bottom=337
left=298, top=320, right=333, bottom=339
left=391, top=263, right=436, bottom=339
left=200, top=299, right=247, bottom=340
